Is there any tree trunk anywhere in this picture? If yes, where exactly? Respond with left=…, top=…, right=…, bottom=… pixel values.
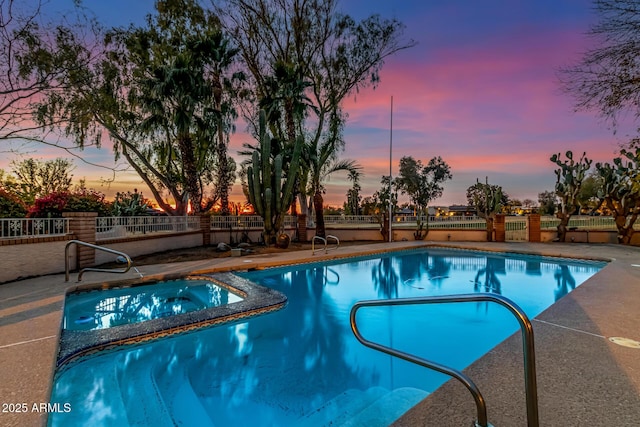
left=486, top=217, right=494, bottom=242
left=615, top=214, right=634, bottom=244
left=556, top=213, right=571, bottom=242
left=178, top=134, right=201, bottom=213
left=313, top=191, right=326, bottom=238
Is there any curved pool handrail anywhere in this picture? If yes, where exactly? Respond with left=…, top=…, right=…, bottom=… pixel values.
left=311, top=235, right=326, bottom=255
left=350, top=293, right=538, bottom=427
left=326, top=235, right=340, bottom=252
left=312, top=235, right=340, bottom=255
left=65, top=239, right=133, bottom=282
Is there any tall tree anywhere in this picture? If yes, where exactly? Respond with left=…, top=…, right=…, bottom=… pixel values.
left=560, top=0, right=640, bottom=131
left=538, top=191, right=557, bottom=215
left=370, top=175, right=398, bottom=240
left=0, top=0, right=102, bottom=155
left=344, top=169, right=362, bottom=215
left=10, top=157, right=73, bottom=205
left=33, top=0, right=241, bottom=215
left=395, top=155, right=452, bottom=240
left=220, top=0, right=415, bottom=228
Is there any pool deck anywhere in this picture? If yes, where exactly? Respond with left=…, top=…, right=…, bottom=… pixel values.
left=1, top=241, right=639, bottom=426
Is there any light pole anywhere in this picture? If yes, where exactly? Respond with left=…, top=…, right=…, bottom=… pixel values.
left=389, top=95, right=393, bottom=243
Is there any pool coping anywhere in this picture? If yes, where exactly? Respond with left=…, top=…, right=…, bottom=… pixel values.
left=1, top=240, right=639, bottom=427
left=56, top=273, right=287, bottom=367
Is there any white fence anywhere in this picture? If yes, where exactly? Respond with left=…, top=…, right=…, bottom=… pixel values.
left=0, top=214, right=629, bottom=241
left=96, top=216, right=201, bottom=240
left=539, top=215, right=632, bottom=230
left=210, top=215, right=298, bottom=230
left=0, top=218, right=69, bottom=239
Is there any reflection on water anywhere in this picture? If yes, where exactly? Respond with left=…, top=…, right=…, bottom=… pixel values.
left=50, top=249, right=604, bottom=427
left=63, top=279, right=242, bottom=331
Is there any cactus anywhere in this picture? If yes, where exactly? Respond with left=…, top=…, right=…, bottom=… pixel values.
left=595, top=148, right=640, bottom=244
left=550, top=151, right=592, bottom=242
left=247, top=110, right=303, bottom=244
left=466, top=177, right=505, bottom=241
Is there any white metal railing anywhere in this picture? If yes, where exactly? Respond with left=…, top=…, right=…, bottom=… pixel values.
left=96, top=216, right=200, bottom=240
left=0, top=218, right=69, bottom=239
left=323, top=215, right=379, bottom=224
left=210, top=215, right=298, bottom=230
left=539, top=215, right=637, bottom=230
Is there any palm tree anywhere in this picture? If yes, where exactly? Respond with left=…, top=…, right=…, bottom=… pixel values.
left=307, top=142, right=361, bottom=238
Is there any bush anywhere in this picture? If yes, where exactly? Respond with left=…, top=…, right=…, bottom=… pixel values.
left=28, top=189, right=112, bottom=218
left=0, top=188, right=27, bottom=218
left=111, top=190, right=149, bottom=216
left=67, top=189, right=112, bottom=216
left=28, top=192, right=69, bottom=218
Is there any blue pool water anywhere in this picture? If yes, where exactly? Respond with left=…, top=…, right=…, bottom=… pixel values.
left=63, top=279, right=244, bottom=331
left=49, top=248, right=605, bottom=426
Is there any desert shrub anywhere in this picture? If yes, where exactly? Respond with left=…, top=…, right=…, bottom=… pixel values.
left=112, top=190, right=149, bottom=216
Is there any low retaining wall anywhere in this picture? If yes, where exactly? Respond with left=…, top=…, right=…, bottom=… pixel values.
left=0, top=238, right=75, bottom=283
left=540, top=230, right=621, bottom=244
left=209, top=227, right=488, bottom=245
left=95, top=232, right=203, bottom=264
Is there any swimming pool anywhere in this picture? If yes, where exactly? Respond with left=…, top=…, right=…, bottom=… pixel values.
left=48, top=248, right=605, bottom=426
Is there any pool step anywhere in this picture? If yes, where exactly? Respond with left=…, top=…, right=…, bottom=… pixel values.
left=342, top=387, right=429, bottom=426
left=154, top=362, right=215, bottom=427
left=300, top=386, right=428, bottom=426
left=117, top=357, right=174, bottom=427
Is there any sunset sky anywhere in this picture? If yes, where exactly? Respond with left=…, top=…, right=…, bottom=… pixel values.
left=3, top=0, right=635, bottom=208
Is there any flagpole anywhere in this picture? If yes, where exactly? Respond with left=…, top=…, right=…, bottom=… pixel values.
left=389, top=95, right=393, bottom=243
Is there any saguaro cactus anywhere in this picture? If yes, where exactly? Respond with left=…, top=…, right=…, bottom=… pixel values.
left=247, top=110, right=303, bottom=244
left=550, top=151, right=592, bottom=242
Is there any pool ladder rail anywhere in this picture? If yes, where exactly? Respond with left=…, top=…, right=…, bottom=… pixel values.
left=312, top=235, right=340, bottom=255
left=350, top=293, right=539, bottom=427
left=65, top=239, right=139, bottom=282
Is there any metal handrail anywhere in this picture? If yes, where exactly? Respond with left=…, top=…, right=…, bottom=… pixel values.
left=65, top=239, right=133, bottom=282
left=326, top=234, right=340, bottom=252
left=311, top=234, right=340, bottom=255
left=350, top=293, right=539, bottom=427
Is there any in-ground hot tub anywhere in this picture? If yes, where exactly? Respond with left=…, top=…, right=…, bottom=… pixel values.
left=56, top=273, right=287, bottom=366
left=64, top=278, right=245, bottom=331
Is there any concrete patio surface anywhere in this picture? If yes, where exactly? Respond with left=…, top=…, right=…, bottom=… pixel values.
left=0, top=241, right=639, bottom=426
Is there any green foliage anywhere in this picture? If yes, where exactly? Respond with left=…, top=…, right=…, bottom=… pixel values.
left=550, top=151, right=592, bottom=242
left=595, top=148, right=640, bottom=243
left=27, top=188, right=111, bottom=218
left=66, top=188, right=111, bottom=216
left=247, top=111, right=303, bottom=244
left=396, top=155, right=452, bottom=239
left=10, top=158, right=74, bottom=206
left=344, top=169, right=362, bottom=215
left=467, top=178, right=507, bottom=219
left=577, top=173, right=604, bottom=213
left=32, top=0, right=241, bottom=215
left=111, top=190, right=149, bottom=217
left=366, top=175, right=399, bottom=239
left=225, top=0, right=414, bottom=230
left=537, top=191, right=557, bottom=215
left=0, top=188, right=27, bottom=218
